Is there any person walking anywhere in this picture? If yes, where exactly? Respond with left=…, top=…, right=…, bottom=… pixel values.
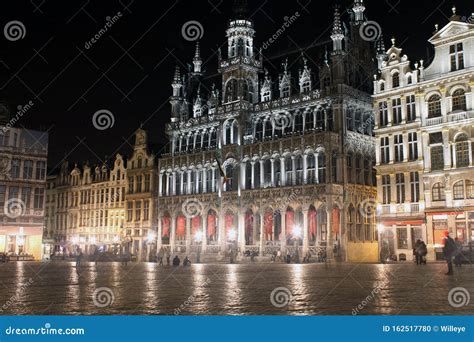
left=419, top=240, right=428, bottom=265
left=173, top=255, right=180, bottom=266
left=442, top=231, right=456, bottom=275
left=454, top=237, right=463, bottom=267
left=276, top=250, right=281, bottom=262
left=166, top=250, right=170, bottom=266
left=75, top=247, right=83, bottom=269
left=413, top=239, right=422, bottom=264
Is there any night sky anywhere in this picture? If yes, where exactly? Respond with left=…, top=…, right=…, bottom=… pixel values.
left=0, top=0, right=471, bottom=172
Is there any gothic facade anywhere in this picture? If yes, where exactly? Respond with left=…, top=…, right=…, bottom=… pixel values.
left=157, top=1, right=379, bottom=262
left=374, top=8, right=474, bottom=261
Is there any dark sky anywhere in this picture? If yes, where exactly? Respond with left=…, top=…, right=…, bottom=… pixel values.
left=0, top=0, right=471, bottom=171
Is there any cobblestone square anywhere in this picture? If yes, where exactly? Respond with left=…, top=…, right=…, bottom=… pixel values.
left=0, top=262, right=473, bottom=315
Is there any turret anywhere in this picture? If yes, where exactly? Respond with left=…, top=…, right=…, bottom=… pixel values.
left=330, top=6, right=344, bottom=53
left=170, top=66, right=184, bottom=122
left=193, top=41, right=202, bottom=73
left=353, top=0, right=365, bottom=24
left=376, top=34, right=387, bottom=69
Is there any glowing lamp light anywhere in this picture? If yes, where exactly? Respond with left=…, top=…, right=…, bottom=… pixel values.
left=293, top=226, right=302, bottom=238
left=17, top=236, right=25, bottom=246
left=194, top=231, right=203, bottom=242
left=377, top=224, right=385, bottom=233
left=71, top=237, right=79, bottom=245
left=90, top=236, right=97, bottom=244
left=113, top=235, right=120, bottom=243
left=147, top=232, right=156, bottom=242
left=228, top=229, right=237, bottom=241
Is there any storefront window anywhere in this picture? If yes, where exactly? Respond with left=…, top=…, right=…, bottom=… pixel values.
left=396, top=227, right=408, bottom=249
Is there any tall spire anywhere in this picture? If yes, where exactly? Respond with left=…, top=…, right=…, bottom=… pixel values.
left=376, top=33, right=387, bottom=69
left=193, top=41, right=202, bottom=73
left=331, top=6, right=344, bottom=53
left=353, top=0, right=365, bottom=23
left=171, top=65, right=182, bottom=96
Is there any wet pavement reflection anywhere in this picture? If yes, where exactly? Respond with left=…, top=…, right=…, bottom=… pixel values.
left=0, top=262, right=472, bottom=315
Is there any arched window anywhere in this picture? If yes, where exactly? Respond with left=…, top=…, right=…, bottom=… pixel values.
left=466, top=180, right=474, bottom=199
left=452, top=89, right=467, bottom=111
left=380, top=82, right=385, bottom=92
left=354, top=110, right=362, bottom=132
left=453, top=180, right=465, bottom=200
left=428, top=94, right=442, bottom=118
left=263, top=159, right=271, bottom=187
left=209, top=129, right=217, bottom=147
left=186, top=135, right=193, bottom=151
left=202, top=130, right=209, bottom=149
left=274, top=158, right=281, bottom=187
left=455, top=134, right=470, bottom=168
left=281, top=83, right=290, bottom=98
left=307, top=153, right=316, bottom=184
left=305, top=111, right=314, bottom=130
left=232, top=120, right=238, bottom=144
left=407, top=75, right=412, bottom=85
left=294, top=113, right=303, bottom=132
left=317, top=153, right=326, bottom=183
left=392, top=72, right=400, bottom=88
left=225, top=79, right=238, bottom=103
left=253, top=161, right=260, bottom=189
left=348, top=205, right=355, bottom=241
left=242, top=80, right=249, bottom=102
left=245, top=161, right=252, bottom=189
left=295, top=155, right=303, bottom=185
left=224, top=121, right=232, bottom=145
left=237, top=38, right=244, bottom=56
left=285, top=156, right=293, bottom=185
left=301, top=81, right=311, bottom=93
left=255, top=120, right=263, bottom=141
left=225, top=162, right=238, bottom=192
left=247, top=80, right=254, bottom=103
left=264, top=119, right=273, bottom=138
left=316, top=109, right=325, bottom=131
left=432, top=183, right=445, bottom=201
left=206, top=168, right=214, bottom=192
left=180, top=135, right=186, bottom=152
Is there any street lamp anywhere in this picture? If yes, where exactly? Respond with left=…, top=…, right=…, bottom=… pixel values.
left=293, top=225, right=302, bottom=263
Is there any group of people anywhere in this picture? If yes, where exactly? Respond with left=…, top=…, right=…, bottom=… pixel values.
left=412, top=240, right=428, bottom=265
left=172, top=255, right=191, bottom=266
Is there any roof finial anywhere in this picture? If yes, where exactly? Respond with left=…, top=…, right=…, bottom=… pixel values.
left=391, top=37, right=396, bottom=46
left=193, top=41, right=202, bottom=73
left=331, top=5, right=344, bottom=52
left=353, top=0, right=366, bottom=23
left=452, top=5, right=456, bottom=15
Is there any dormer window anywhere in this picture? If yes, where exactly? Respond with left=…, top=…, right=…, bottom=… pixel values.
left=392, top=72, right=400, bottom=88
left=301, top=81, right=311, bottom=93
left=281, top=85, right=290, bottom=98
left=450, top=43, right=464, bottom=71
left=407, top=75, right=412, bottom=85
left=262, top=91, right=271, bottom=102
left=380, top=82, right=385, bottom=92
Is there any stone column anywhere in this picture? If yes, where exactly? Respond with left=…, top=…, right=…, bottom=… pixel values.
left=302, top=208, right=309, bottom=255
left=170, top=215, right=176, bottom=253
left=259, top=160, right=264, bottom=187
left=270, top=159, right=275, bottom=187
left=238, top=210, right=245, bottom=252
left=211, top=168, right=216, bottom=192
left=218, top=211, right=225, bottom=254
left=157, top=215, right=162, bottom=249
left=326, top=205, right=334, bottom=260
left=281, top=210, right=286, bottom=250
left=291, top=156, right=296, bottom=185
left=259, top=212, right=264, bottom=256
left=303, top=154, right=308, bottom=184
left=315, top=152, right=319, bottom=184
left=185, top=217, right=191, bottom=253
left=202, top=169, right=207, bottom=193
left=280, top=158, right=285, bottom=186
left=202, top=213, right=207, bottom=253
left=251, top=161, right=255, bottom=189
left=443, top=129, right=452, bottom=169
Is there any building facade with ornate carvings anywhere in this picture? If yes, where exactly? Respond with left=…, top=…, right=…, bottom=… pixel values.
left=374, top=9, right=474, bottom=261
left=0, top=120, right=48, bottom=260
left=123, top=129, right=158, bottom=261
left=157, top=1, right=379, bottom=262
left=44, top=154, right=127, bottom=256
